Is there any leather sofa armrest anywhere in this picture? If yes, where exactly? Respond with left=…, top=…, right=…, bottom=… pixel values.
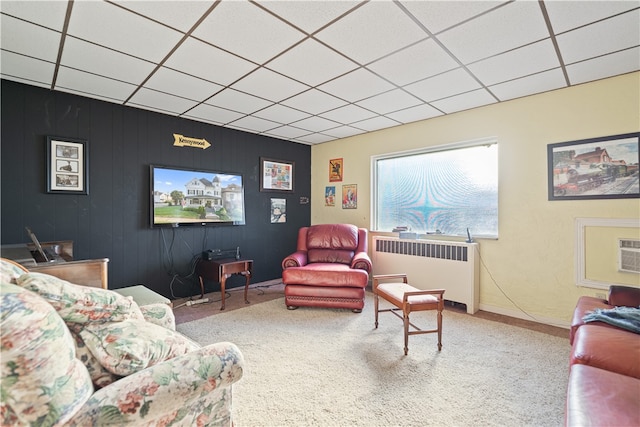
left=282, top=251, right=308, bottom=269
left=351, top=252, right=372, bottom=273
left=608, top=285, right=640, bottom=307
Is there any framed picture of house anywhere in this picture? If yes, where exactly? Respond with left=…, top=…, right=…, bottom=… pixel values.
left=547, top=132, right=639, bottom=201
left=260, top=158, right=294, bottom=192
left=46, top=136, right=88, bottom=194
left=329, top=158, right=343, bottom=182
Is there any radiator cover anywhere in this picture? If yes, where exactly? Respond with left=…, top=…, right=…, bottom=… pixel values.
left=373, top=237, right=480, bottom=314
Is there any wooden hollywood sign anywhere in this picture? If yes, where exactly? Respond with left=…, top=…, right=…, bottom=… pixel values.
left=173, top=134, right=211, bottom=149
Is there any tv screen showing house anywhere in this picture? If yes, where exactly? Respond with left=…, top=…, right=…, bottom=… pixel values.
left=150, top=164, right=246, bottom=227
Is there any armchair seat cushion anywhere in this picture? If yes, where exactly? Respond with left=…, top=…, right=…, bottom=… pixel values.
left=283, top=264, right=368, bottom=288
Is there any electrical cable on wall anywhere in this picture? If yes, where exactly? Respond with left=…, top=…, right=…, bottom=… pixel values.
left=475, top=247, right=567, bottom=329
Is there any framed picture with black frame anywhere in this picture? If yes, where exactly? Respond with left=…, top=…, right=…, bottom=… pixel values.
left=547, top=132, right=639, bottom=201
left=260, top=157, right=294, bottom=192
left=46, top=136, right=88, bottom=195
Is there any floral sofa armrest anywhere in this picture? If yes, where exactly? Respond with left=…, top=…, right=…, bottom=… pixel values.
left=351, top=251, right=372, bottom=273
left=68, top=342, right=244, bottom=427
left=282, top=251, right=308, bottom=269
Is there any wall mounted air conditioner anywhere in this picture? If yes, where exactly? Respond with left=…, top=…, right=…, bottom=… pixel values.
left=618, top=239, right=640, bottom=274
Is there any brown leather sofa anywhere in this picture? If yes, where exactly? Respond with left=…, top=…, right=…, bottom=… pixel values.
left=281, top=224, right=372, bottom=312
left=565, top=285, right=640, bottom=426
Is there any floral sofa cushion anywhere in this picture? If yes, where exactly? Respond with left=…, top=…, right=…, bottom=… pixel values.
left=79, top=319, right=200, bottom=376
left=139, top=303, right=176, bottom=331
left=16, top=272, right=144, bottom=324
left=0, top=283, right=93, bottom=426
left=0, top=258, right=27, bottom=283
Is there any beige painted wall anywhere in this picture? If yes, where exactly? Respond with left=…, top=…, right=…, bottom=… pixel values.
left=311, top=72, right=640, bottom=327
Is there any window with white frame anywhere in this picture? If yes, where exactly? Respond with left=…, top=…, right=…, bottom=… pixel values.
left=372, top=139, right=498, bottom=238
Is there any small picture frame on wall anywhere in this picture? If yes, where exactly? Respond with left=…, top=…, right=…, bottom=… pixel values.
left=329, top=158, right=343, bottom=182
left=270, top=198, right=286, bottom=223
left=547, top=132, right=639, bottom=201
left=260, top=157, right=294, bottom=192
left=46, top=136, right=88, bottom=195
left=342, top=184, right=357, bottom=209
left=325, top=186, right=336, bottom=206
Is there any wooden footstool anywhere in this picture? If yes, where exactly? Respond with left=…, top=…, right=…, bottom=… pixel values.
left=373, top=274, right=445, bottom=355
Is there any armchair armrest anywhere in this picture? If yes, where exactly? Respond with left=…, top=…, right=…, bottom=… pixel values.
left=68, top=342, right=244, bottom=426
left=608, top=285, right=640, bottom=307
left=282, top=251, right=308, bottom=269
left=351, top=251, right=372, bottom=273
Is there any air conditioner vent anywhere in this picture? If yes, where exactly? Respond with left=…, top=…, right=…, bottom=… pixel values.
left=619, top=239, right=640, bottom=274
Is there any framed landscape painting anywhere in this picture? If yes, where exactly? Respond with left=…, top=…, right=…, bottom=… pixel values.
left=547, top=132, right=639, bottom=201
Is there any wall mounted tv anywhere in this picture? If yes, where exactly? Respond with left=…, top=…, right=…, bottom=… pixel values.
left=150, top=164, right=246, bottom=228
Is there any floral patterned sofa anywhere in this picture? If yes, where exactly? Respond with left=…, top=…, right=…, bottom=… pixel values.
left=1, top=258, right=244, bottom=426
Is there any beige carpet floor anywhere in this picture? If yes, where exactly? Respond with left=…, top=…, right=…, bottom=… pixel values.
left=177, top=293, right=570, bottom=427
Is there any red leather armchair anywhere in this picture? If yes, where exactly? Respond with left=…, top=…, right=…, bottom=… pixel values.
left=282, top=224, right=372, bottom=312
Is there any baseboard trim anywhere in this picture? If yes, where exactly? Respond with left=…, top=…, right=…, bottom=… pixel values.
left=479, top=302, right=570, bottom=330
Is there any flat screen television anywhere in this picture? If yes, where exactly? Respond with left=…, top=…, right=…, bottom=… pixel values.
left=150, top=164, right=246, bottom=227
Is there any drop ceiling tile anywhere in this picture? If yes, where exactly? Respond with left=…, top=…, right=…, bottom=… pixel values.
left=294, top=133, right=335, bottom=144
left=367, top=38, right=459, bottom=86
left=0, top=0, right=68, bottom=31
left=318, top=68, right=395, bottom=103
left=351, top=115, right=400, bottom=132
left=322, top=125, right=366, bottom=139
left=386, top=103, right=443, bottom=124
left=61, top=37, right=156, bottom=85
left=291, top=116, right=341, bottom=133
left=437, top=1, right=549, bottom=64
left=68, top=1, right=183, bottom=63
left=267, top=39, right=358, bottom=87
left=557, top=10, right=640, bottom=65
left=184, top=103, right=244, bottom=125
left=253, top=104, right=310, bottom=124
left=400, top=0, right=506, bottom=34
left=256, top=1, right=359, bottom=35
left=281, top=89, right=347, bottom=115
left=55, top=67, right=136, bottom=103
left=0, top=51, right=55, bottom=88
left=567, top=47, right=640, bottom=85
left=404, top=68, right=480, bottom=102
left=545, top=1, right=638, bottom=33
left=192, top=1, right=305, bottom=64
left=164, top=38, right=256, bottom=86
left=430, top=89, right=496, bottom=114
left=489, top=68, right=567, bottom=101
left=117, top=1, right=213, bottom=33
left=231, top=68, right=308, bottom=103
left=144, top=67, right=224, bottom=102
left=1, top=15, right=61, bottom=62
left=356, top=89, right=423, bottom=115
left=128, top=88, right=200, bottom=114
left=207, top=89, right=272, bottom=115
left=468, top=40, right=560, bottom=86
left=230, top=115, right=281, bottom=133
left=319, top=104, right=377, bottom=124
left=264, top=125, right=311, bottom=140
left=314, top=1, right=427, bottom=65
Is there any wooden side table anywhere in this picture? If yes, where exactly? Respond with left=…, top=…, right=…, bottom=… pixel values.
left=195, top=258, right=253, bottom=310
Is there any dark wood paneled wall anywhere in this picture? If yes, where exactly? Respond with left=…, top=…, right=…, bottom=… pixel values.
left=1, top=79, right=311, bottom=299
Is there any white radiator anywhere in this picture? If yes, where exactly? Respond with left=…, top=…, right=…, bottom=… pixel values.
left=372, top=237, right=480, bottom=314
